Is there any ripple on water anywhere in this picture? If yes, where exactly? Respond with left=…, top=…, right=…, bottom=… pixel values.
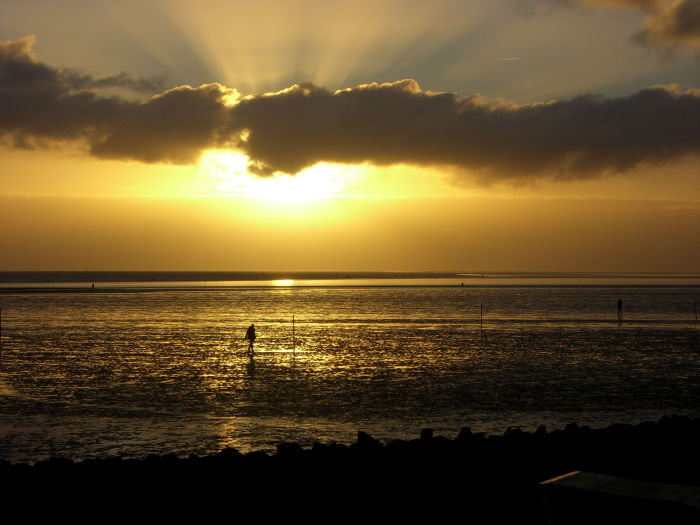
left=0, top=286, right=698, bottom=462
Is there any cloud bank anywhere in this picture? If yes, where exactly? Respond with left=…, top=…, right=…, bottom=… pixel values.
left=228, top=80, right=700, bottom=181
left=632, top=0, right=700, bottom=52
left=2, top=36, right=699, bottom=182
left=0, top=36, right=232, bottom=163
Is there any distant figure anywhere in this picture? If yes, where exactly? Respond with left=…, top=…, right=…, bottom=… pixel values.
left=245, top=324, right=256, bottom=354
left=617, top=298, right=622, bottom=320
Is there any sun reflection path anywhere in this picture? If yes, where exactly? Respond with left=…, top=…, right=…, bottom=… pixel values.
left=198, top=150, right=364, bottom=201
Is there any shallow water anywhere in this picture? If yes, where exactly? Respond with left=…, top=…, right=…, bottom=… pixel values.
left=0, top=284, right=698, bottom=463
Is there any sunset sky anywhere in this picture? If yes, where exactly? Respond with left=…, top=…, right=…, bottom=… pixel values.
left=1, top=0, right=699, bottom=272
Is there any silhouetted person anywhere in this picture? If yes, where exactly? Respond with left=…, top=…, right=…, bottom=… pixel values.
left=245, top=324, right=256, bottom=354
left=617, top=298, right=622, bottom=320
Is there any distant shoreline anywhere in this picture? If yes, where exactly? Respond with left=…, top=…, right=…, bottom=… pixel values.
left=1, top=270, right=457, bottom=283
left=2, top=284, right=700, bottom=295
left=3, top=271, right=699, bottom=296
left=2, top=271, right=700, bottom=284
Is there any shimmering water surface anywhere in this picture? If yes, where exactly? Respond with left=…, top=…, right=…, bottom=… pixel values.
left=0, top=276, right=698, bottom=463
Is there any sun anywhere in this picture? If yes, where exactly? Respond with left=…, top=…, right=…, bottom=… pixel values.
left=198, top=150, right=362, bottom=201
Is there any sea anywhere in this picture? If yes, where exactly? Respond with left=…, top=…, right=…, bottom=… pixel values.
left=0, top=272, right=698, bottom=464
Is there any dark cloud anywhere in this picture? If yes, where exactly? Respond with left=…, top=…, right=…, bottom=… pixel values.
left=228, top=80, right=700, bottom=181
left=522, top=1, right=700, bottom=54
left=578, top=0, right=662, bottom=10
left=633, top=0, right=700, bottom=53
left=568, top=0, right=700, bottom=54
left=89, top=84, right=236, bottom=164
left=62, top=70, right=167, bottom=94
left=0, top=36, right=232, bottom=163
left=515, top=0, right=661, bottom=16
left=0, top=36, right=165, bottom=96
left=2, top=36, right=699, bottom=181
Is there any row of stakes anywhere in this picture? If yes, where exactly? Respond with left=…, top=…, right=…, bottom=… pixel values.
left=1, top=301, right=699, bottom=358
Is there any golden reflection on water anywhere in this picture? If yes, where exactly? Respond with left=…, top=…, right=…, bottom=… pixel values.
left=0, top=285, right=698, bottom=462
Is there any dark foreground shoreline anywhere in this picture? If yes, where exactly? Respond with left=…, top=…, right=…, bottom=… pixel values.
left=2, top=416, right=699, bottom=523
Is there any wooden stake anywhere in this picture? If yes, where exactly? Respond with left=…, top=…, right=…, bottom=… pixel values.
left=480, top=300, right=483, bottom=336
left=292, top=315, right=295, bottom=356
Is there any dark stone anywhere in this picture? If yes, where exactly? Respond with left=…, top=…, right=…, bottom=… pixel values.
left=47, top=457, right=74, bottom=467
left=504, top=427, right=525, bottom=440
left=385, top=439, right=409, bottom=453
left=357, top=431, right=381, bottom=448
left=245, top=450, right=269, bottom=460
left=216, top=447, right=241, bottom=460
left=456, top=427, right=472, bottom=441
left=311, top=442, right=327, bottom=454
left=1, top=416, right=699, bottom=524
left=564, top=422, right=579, bottom=434
left=277, top=442, right=304, bottom=457
left=326, top=442, right=349, bottom=458
left=161, top=453, right=179, bottom=464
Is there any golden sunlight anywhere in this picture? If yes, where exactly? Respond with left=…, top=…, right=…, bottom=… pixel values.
left=198, top=150, right=363, bottom=201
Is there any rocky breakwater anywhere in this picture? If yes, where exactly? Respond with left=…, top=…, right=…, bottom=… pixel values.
left=1, top=415, right=699, bottom=523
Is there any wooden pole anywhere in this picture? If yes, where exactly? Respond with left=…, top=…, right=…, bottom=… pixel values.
left=480, top=300, right=483, bottom=336
left=292, top=315, right=295, bottom=356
